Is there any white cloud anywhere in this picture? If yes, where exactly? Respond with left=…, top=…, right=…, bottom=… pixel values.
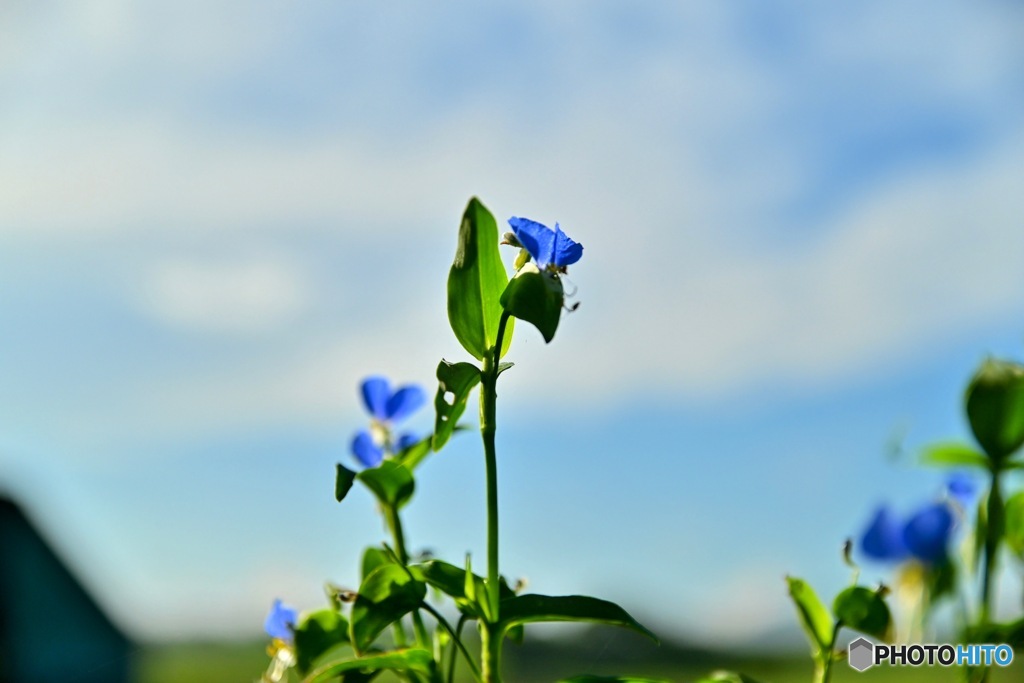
left=142, top=257, right=310, bottom=334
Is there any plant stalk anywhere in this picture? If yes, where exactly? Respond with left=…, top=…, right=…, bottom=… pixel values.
left=479, top=311, right=511, bottom=683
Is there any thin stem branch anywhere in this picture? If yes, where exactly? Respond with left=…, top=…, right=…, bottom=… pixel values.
left=421, top=604, right=481, bottom=683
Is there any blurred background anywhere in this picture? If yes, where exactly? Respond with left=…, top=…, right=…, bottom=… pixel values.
left=2, top=1, right=1024, bottom=680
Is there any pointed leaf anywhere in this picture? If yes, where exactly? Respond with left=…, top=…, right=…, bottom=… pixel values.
left=920, top=442, right=990, bottom=470
left=303, top=647, right=435, bottom=683
left=786, top=577, right=834, bottom=654
left=335, top=463, right=357, bottom=503
left=412, top=559, right=514, bottom=620
left=356, top=460, right=415, bottom=509
left=350, top=564, right=427, bottom=652
left=447, top=197, right=512, bottom=360
left=433, top=360, right=481, bottom=450
left=498, top=594, right=657, bottom=643
left=832, top=586, right=891, bottom=641
left=500, top=263, right=564, bottom=343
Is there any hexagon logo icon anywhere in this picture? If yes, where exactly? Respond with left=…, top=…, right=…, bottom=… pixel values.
left=848, top=637, right=875, bottom=672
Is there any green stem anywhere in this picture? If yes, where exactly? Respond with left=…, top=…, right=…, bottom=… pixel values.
left=815, top=622, right=842, bottom=683
left=446, top=614, right=470, bottom=683
left=421, top=604, right=481, bottom=683
left=975, top=466, right=1003, bottom=683
left=385, top=504, right=430, bottom=648
left=479, top=311, right=511, bottom=683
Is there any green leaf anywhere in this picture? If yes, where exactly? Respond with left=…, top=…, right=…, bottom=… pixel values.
left=920, top=442, right=990, bottom=470
left=969, top=616, right=1024, bottom=648
left=499, top=263, right=564, bottom=343
left=293, top=609, right=350, bottom=674
left=786, top=577, right=834, bottom=655
left=412, top=560, right=514, bottom=620
left=965, top=358, right=1024, bottom=462
left=498, top=594, right=658, bottom=643
left=350, top=564, right=427, bottom=652
left=560, top=677, right=670, bottom=683
left=395, top=435, right=433, bottom=471
left=356, top=460, right=415, bottom=509
left=1004, top=491, right=1024, bottom=558
left=433, top=360, right=481, bottom=451
left=303, top=647, right=435, bottom=683
left=447, top=197, right=512, bottom=360
left=335, top=463, right=357, bottom=503
left=362, top=547, right=393, bottom=582
left=832, top=586, right=891, bottom=641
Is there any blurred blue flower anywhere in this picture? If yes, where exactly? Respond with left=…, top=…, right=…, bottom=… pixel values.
left=507, top=217, right=583, bottom=272
left=861, top=506, right=909, bottom=561
left=946, top=472, right=977, bottom=507
left=860, top=501, right=955, bottom=565
left=351, top=376, right=425, bottom=468
left=264, top=599, right=298, bottom=642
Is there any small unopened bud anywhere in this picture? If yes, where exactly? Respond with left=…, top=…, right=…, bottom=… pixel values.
left=501, top=231, right=522, bottom=248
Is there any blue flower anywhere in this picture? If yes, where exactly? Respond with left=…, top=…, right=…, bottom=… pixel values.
left=350, top=375, right=425, bottom=468
left=507, top=217, right=583, bottom=272
left=946, top=472, right=977, bottom=507
left=903, top=503, right=954, bottom=564
left=264, top=599, right=298, bottom=642
left=860, top=501, right=955, bottom=565
left=861, top=506, right=909, bottom=561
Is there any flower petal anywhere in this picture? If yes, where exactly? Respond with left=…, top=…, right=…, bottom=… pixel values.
left=552, top=223, right=583, bottom=268
left=396, top=432, right=419, bottom=452
left=904, top=502, right=954, bottom=564
left=385, top=385, right=426, bottom=423
left=508, top=217, right=555, bottom=268
left=860, top=506, right=908, bottom=562
left=946, top=472, right=977, bottom=506
left=264, top=599, right=298, bottom=642
left=351, top=430, right=384, bottom=467
left=360, top=376, right=390, bottom=420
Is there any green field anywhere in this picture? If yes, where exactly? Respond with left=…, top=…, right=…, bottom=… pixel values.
left=133, top=640, right=1022, bottom=683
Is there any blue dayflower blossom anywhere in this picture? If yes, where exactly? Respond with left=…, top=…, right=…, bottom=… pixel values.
left=861, top=506, right=909, bottom=561
left=860, top=501, right=956, bottom=565
left=264, top=599, right=298, bottom=642
left=350, top=376, right=425, bottom=468
left=507, top=217, right=583, bottom=272
left=903, top=503, right=955, bottom=564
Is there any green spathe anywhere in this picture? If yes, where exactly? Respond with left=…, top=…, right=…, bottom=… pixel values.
left=965, top=358, right=1024, bottom=462
left=447, top=197, right=513, bottom=360
left=500, top=263, right=565, bottom=343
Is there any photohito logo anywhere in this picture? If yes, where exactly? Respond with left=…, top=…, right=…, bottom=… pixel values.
left=847, top=637, right=1014, bottom=672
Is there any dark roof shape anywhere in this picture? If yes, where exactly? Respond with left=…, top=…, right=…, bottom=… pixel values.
left=0, top=497, right=133, bottom=683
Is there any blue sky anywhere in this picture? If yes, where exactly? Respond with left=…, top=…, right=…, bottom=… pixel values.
left=2, top=1, right=1024, bottom=644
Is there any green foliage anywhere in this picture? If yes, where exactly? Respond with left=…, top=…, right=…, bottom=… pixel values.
left=357, top=460, right=416, bottom=509
left=559, top=677, right=671, bottom=683
left=786, top=577, right=833, bottom=656
left=447, top=197, right=513, bottom=361
left=499, top=264, right=564, bottom=343
left=302, top=648, right=436, bottom=683
left=965, top=358, right=1024, bottom=462
left=694, top=672, right=767, bottom=683
left=498, top=594, right=658, bottom=643
left=350, top=564, right=427, bottom=652
left=1004, top=491, right=1024, bottom=558
left=361, top=547, right=393, bottom=582
left=433, top=360, right=481, bottom=450
left=832, top=586, right=891, bottom=641
left=920, top=442, right=990, bottom=470
left=336, top=463, right=357, bottom=503
left=293, top=609, right=350, bottom=674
